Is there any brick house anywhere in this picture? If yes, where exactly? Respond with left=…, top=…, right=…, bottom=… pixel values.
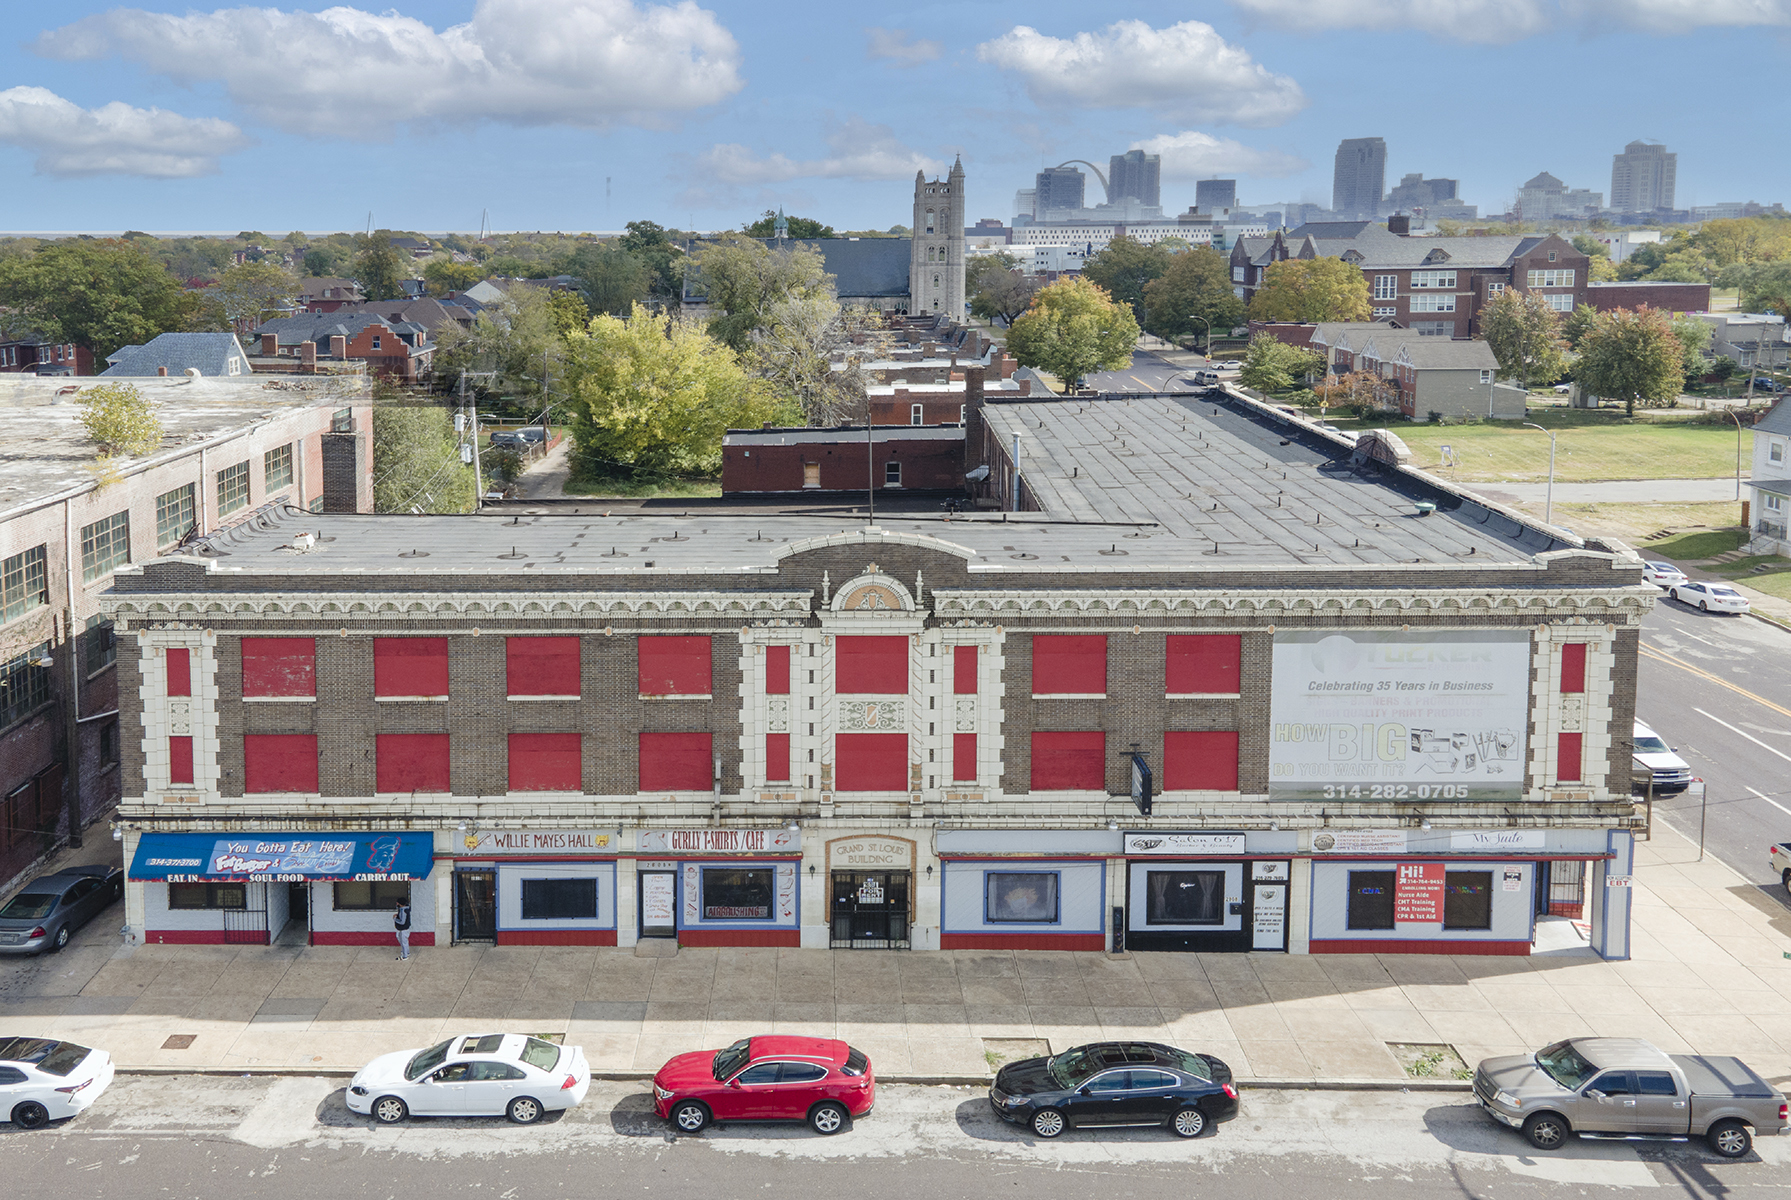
left=1231, top=222, right=1592, bottom=338
left=297, top=278, right=365, bottom=314
left=0, top=329, right=95, bottom=376
left=252, top=313, right=434, bottom=380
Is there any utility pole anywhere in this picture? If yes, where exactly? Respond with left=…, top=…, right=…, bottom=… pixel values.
left=1522, top=422, right=1558, bottom=525
left=866, top=392, right=875, bottom=526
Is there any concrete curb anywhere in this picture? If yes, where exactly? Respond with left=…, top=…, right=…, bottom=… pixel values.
left=114, top=1066, right=1472, bottom=1092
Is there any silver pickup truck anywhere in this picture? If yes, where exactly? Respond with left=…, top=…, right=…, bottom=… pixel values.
left=1475, top=1037, right=1788, bottom=1158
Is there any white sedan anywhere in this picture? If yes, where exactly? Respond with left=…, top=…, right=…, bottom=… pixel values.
left=1218, top=359, right=1243, bottom=370
left=1640, top=561, right=1688, bottom=588
left=1669, top=580, right=1751, bottom=614
left=347, top=1033, right=590, bottom=1124
left=0, top=1037, right=114, bottom=1129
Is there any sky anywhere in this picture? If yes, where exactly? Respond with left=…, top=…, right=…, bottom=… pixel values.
left=1, top=0, right=1789, bottom=235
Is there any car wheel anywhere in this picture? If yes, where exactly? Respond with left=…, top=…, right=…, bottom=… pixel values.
left=670, top=1100, right=710, bottom=1133
left=10, top=1101, right=50, bottom=1130
left=808, top=1101, right=848, bottom=1135
left=371, top=1095, right=408, bottom=1124
left=1700, top=601, right=1710, bottom=612
left=1523, top=1112, right=1568, bottom=1151
left=1170, top=1106, right=1207, bottom=1138
left=1669, top=588, right=1680, bottom=603
left=112, top=879, right=124, bottom=901
left=52, top=925, right=70, bottom=952
left=1030, top=1108, right=1067, bottom=1139
left=1708, top=1119, right=1752, bottom=1159
left=505, top=1096, right=543, bottom=1125
left=1782, top=868, right=1790, bottom=897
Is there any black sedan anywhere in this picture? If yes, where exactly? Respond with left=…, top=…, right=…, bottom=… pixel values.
left=0, top=866, right=123, bottom=955
left=989, top=1040, right=1238, bottom=1139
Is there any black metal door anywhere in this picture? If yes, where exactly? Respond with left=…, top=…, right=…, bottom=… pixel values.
left=223, top=887, right=268, bottom=945
left=830, top=871, right=910, bottom=949
left=455, top=871, right=497, bottom=942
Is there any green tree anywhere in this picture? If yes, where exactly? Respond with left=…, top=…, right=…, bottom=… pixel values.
left=747, top=296, right=879, bottom=426
left=561, top=304, right=792, bottom=477
left=1561, top=303, right=1598, bottom=350
left=967, top=253, right=1039, bottom=325
left=1671, top=314, right=1713, bottom=382
left=1238, top=335, right=1324, bottom=394
left=215, top=261, right=299, bottom=329
left=689, top=237, right=834, bottom=352
left=352, top=230, right=410, bottom=300
left=303, top=245, right=350, bottom=277
left=1730, top=260, right=1791, bottom=316
left=561, top=242, right=651, bottom=315
left=1139, top=246, right=1244, bottom=346
left=1080, top=236, right=1172, bottom=320
left=743, top=212, right=836, bottom=239
left=1572, top=236, right=1619, bottom=282
left=422, top=258, right=484, bottom=296
left=1693, top=217, right=1791, bottom=269
left=1005, top=276, right=1140, bottom=388
left=1574, top=307, right=1685, bottom=416
left=0, top=238, right=201, bottom=361
left=77, top=382, right=163, bottom=456
left=545, top=290, right=591, bottom=339
left=1246, top=258, right=1372, bottom=323
left=371, top=405, right=476, bottom=513
left=618, top=220, right=684, bottom=301
left=1480, top=290, right=1568, bottom=388
left=432, top=285, right=566, bottom=401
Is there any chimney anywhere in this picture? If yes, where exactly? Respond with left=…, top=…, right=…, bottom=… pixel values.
left=157, top=366, right=168, bottom=376
left=329, top=335, right=347, bottom=359
left=300, top=340, right=317, bottom=370
left=962, top=366, right=986, bottom=476
left=261, top=333, right=277, bottom=356
left=1388, top=214, right=1411, bottom=236
left=998, top=352, right=1017, bottom=381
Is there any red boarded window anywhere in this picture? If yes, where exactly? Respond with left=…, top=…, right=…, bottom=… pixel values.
left=1163, top=731, right=1240, bottom=791
left=373, top=638, right=449, bottom=698
left=836, top=636, right=907, bottom=694
left=1031, top=731, right=1105, bottom=790
left=836, top=733, right=908, bottom=790
left=167, top=648, right=191, bottom=697
left=766, top=733, right=791, bottom=782
left=1032, top=635, right=1106, bottom=696
left=1166, top=635, right=1241, bottom=695
left=508, top=733, right=581, bottom=791
left=169, top=736, right=194, bottom=785
left=639, top=732, right=713, bottom=791
left=242, top=638, right=315, bottom=698
left=953, top=645, right=977, bottom=694
left=953, top=733, right=977, bottom=781
left=638, top=636, right=712, bottom=696
left=244, top=735, right=319, bottom=793
left=1559, top=642, right=1586, bottom=694
left=507, top=637, right=580, bottom=698
left=377, top=733, right=451, bottom=792
left=765, top=644, right=791, bottom=695
left=1558, top=732, right=1583, bottom=783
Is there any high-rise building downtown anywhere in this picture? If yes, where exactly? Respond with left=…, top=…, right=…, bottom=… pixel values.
left=1195, top=179, right=1237, bottom=212
left=1610, top=141, right=1676, bottom=213
left=1108, top=150, right=1161, bottom=208
left=1332, top=138, right=1387, bottom=219
left=1034, top=166, right=1086, bottom=215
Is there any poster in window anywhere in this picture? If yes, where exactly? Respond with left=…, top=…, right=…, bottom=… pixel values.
left=985, top=872, right=1059, bottom=924
left=702, top=868, right=773, bottom=920
left=1144, top=870, right=1225, bottom=925
left=1394, top=862, right=1446, bottom=924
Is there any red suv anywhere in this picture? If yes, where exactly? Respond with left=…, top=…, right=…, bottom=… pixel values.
left=652, top=1036, right=875, bottom=1135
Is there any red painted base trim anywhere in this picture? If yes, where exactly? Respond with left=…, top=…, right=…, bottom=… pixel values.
left=1310, top=938, right=1531, bottom=956
left=496, top=929, right=618, bottom=946
left=310, top=931, right=438, bottom=946
left=941, top=933, right=1107, bottom=951
left=1548, top=902, right=1585, bottom=918
left=678, top=929, right=801, bottom=947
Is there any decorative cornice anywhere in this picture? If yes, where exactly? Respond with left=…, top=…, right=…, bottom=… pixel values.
left=103, top=590, right=815, bottom=621
left=929, top=587, right=1656, bottom=621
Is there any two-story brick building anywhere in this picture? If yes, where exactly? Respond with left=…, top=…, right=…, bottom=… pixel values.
left=1232, top=222, right=1592, bottom=339
left=103, top=388, right=1652, bottom=962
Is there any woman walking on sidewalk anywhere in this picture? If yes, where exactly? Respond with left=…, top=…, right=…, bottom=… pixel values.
left=393, top=898, right=411, bottom=959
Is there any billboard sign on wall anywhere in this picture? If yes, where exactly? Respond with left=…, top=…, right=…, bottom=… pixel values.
left=1269, top=630, right=1529, bottom=801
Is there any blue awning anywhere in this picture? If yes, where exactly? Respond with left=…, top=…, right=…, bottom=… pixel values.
left=131, top=833, right=435, bottom=882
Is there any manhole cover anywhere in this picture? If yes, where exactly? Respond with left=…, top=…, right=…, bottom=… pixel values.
left=1388, top=1042, right=1472, bottom=1080
left=161, top=1034, right=196, bottom=1050
left=982, top=1037, right=1050, bottom=1071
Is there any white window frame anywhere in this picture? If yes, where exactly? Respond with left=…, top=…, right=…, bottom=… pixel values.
left=1410, top=293, right=1457, bottom=313
left=1545, top=294, right=1575, bottom=312
left=1527, top=269, right=1576, bottom=288
left=1411, top=270, right=1457, bottom=289
left=910, top=404, right=923, bottom=426
left=1479, top=369, right=1493, bottom=383
left=1486, top=282, right=1505, bottom=298
left=1372, top=275, right=1398, bottom=300
left=884, top=461, right=902, bottom=487
left=1372, top=307, right=1396, bottom=319
left=1766, top=492, right=1784, bottom=512
left=1771, top=440, right=1785, bottom=464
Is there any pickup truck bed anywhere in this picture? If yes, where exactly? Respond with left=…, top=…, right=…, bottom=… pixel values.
left=1674, top=1055, right=1776, bottom=1100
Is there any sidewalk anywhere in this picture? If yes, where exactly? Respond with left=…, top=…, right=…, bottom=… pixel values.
left=3, top=826, right=1787, bottom=1089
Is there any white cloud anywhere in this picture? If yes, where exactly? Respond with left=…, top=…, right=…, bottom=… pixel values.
left=1133, top=132, right=1307, bottom=180
left=1230, top=0, right=1791, bottom=40
left=975, top=20, right=1305, bottom=128
left=696, top=119, right=942, bottom=185
left=0, top=86, right=249, bottom=177
left=35, top=0, right=743, bottom=137
left=866, top=27, right=943, bottom=67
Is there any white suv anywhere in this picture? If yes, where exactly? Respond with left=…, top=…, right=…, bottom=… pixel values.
left=1633, top=720, right=1693, bottom=795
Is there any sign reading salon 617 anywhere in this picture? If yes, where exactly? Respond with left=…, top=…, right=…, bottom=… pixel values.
left=1268, top=630, right=1529, bottom=801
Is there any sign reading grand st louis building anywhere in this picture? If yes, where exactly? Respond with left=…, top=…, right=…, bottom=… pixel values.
left=1268, top=630, right=1529, bottom=801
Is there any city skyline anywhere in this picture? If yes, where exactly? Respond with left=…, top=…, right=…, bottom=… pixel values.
left=0, top=2, right=1786, bottom=232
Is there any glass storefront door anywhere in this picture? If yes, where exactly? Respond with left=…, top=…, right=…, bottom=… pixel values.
left=830, top=870, right=910, bottom=949
left=454, top=870, right=496, bottom=942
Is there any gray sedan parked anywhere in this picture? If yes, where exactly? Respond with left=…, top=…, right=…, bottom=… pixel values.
left=0, top=866, right=123, bottom=955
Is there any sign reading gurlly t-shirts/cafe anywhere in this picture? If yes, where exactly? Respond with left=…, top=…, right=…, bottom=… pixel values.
left=637, top=828, right=800, bottom=854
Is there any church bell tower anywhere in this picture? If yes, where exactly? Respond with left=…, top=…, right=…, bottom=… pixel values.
left=910, top=156, right=966, bottom=317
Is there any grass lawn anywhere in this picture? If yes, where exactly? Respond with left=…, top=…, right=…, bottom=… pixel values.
left=1641, top=525, right=1748, bottom=560
left=1540, top=504, right=1743, bottom=548
left=561, top=474, right=721, bottom=499
left=1386, top=411, right=1746, bottom=483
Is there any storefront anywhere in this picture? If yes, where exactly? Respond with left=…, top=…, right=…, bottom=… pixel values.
left=443, top=829, right=619, bottom=946
left=637, top=828, right=802, bottom=947
left=1122, top=831, right=1298, bottom=954
left=826, top=835, right=919, bottom=950
left=937, top=830, right=1111, bottom=951
left=129, top=832, right=435, bottom=946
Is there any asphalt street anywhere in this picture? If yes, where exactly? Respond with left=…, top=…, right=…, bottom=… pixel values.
left=1636, top=597, right=1791, bottom=914
left=2, top=1074, right=1786, bottom=1200
left=1082, top=349, right=1221, bottom=394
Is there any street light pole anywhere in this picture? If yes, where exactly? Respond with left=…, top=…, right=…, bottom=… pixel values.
left=1522, top=422, right=1557, bottom=525
left=1188, top=315, right=1212, bottom=362
left=1723, top=408, right=1743, bottom=501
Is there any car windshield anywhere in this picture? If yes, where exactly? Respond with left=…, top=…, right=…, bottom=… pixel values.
left=405, top=1039, right=454, bottom=1081
left=1048, top=1046, right=1108, bottom=1089
left=1634, top=735, right=1671, bottom=754
left=1535, top=1040, right=1598, bottom=1089
left=0, top=1038, right=89, bottom=1075
left=1711, top=586, right=1741, bottom=597
left=519, top=1037, right=560, bottom=1072
left=1156, top=1047, right=1213, bottom=1081
left=713, top=1039, right=752, bottom=1082
left=35, top=1043, right=92, bottom=1077
left=0, top=893, right=57, bottom=920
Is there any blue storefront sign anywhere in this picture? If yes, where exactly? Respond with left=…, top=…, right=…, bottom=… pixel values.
left=131, top=833, right=434, bottom=882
